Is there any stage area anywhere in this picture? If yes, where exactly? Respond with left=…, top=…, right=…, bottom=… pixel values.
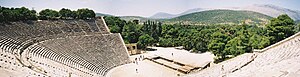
left=106, top=47, right=215, bottom=77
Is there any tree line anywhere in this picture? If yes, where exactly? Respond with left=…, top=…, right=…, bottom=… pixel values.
left=105, top=14, right=299, bottom=63
left=2, top=6, right=297, bottom=63
left=0, top=6, right=95, bottom=22
left=104, top=16, right=162, bottom=49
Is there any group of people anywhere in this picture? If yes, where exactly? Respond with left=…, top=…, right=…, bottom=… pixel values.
left=133, top=55, right=145, bottom=65
left=133, top=55, right=145, bottom=73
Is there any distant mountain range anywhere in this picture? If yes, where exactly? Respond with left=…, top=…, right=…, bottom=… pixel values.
left=149, top=4, right=300, bottom=21
left=165, top=10, right=272, bottom=25
left=96, top=4, right=300, bottom=25
left=149, top=12, right=177, bottom=19
left=118, top=16, right=153, bottom=22
left=230, top=4, right=300, bottom=20
left=149, top=8, right=206, bottom=19
left=95, top=13, right=112, bottom=16
left=178, top=8, right=206, bottom=16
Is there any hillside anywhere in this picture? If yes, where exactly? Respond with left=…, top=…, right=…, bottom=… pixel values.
left=96, top=13, right=113, bottom=16
left=230, top=4, right=300, bottom=21
left=150, top=4, right=300, bottom=21
left=119, top=16, right=157, bottom=22
left=178, top=8, right=206, bottom=16
left=296, top=20, right=300, bottom=24
left=150, top=12, right=176, bottom=19
left=149, top=8, right=206, bottom=19
left=165, top=10, right=272, bottom=25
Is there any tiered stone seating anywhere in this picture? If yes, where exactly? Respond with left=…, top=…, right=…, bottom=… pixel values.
left=85, top=19, right=100, bottom=32
left=184, top=53, right=254, bottom=77
left=0, top=37, right=21, bottom=52
left=0, top=18, right=111, bottom=47
left=55, top=20, right=74, bottom=33
left=1, top=48, right=48, bottom=77
left=63, top=20, right=83, bottom=32
left=184, top=32, right=300, bottom=77
left=35, top=34, right=130, bottom=76
left=95, top=17, right=110, bottom=34
left=0, top=17, right=130, bottom=77
left=108, top=34, right=130, bottom=65
left=77, top=20, right=94, bottom=33
left=227, top=35, right=300, bottom=77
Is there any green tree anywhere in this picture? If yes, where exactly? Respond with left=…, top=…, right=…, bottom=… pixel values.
left=143, top=20, right=162, bottom=42
left=137, top=34, right=155, bottom=49
left=70, top=11, right=77, bottom=19
left=15, top=7, right=37, bottom=20
left=59, top=8, right=73, bottom=19
left=122, top=21, right=142, bottom=43
left=28, top=10, right=37, bottom=20
left=104, top=16, right=126, bottom=33
left=224, top=36, right=248, bottom=56
left=193, top=29, right=215, bottom=52
left=249, top=34, right=270, bottom=49
left=295, top=23, right=300, bottom=32
left=76, top=8, right=95, bottom=20
left=0, top=6, right=37, bottom=22
left=133, top=19, right=139, bottom=24
left=38, top=9, right=59, bottom=20
left=0, top=6, right=3, bottom=22
left=208, top=31, right=230, bottom=60
left=266, top=14, right=295, bottom=44
left=158, top=37, right=175, bottom=47
left=158, top=24, right=179, bottom=47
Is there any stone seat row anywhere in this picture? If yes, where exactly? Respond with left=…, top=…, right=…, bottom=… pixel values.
left=26, top=34, right=130, bottom=76
left=0, top=18, right=108, bottom=37
left=227, top=37, right=300, bottom=77
left=0, top=17, right=130, bottom=76
left=187, top=33, right=300, bottom=77
left=184, top=33, right=300, bottom=77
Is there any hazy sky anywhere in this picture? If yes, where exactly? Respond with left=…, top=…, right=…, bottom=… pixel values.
left=1, top=0, right=299, bottom=17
